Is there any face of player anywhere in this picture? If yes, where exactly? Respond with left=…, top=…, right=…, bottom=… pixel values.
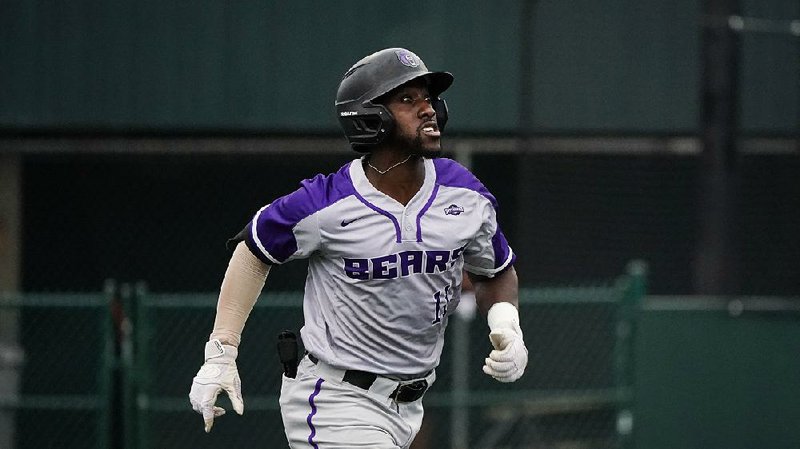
left=381, top=80, right=442, bottom=157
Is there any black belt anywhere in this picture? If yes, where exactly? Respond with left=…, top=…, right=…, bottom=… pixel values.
left=307, top=353, right=428, bottom=403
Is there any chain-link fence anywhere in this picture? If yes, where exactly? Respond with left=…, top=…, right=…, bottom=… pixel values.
left=0, top=289, right=116, bottom=449
left=0, top=263, right=645, bottom=449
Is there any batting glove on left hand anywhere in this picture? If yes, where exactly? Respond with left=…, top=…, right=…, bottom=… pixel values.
left=189, top=339, right=244, bottom=433
left=483, top=302, right=528, bottom=383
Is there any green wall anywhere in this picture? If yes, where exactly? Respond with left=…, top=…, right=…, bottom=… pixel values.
left=2, top=0, right=797, bottom=133
left=635, top=300, right=800, bottom=449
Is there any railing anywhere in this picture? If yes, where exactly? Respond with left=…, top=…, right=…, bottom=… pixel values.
left=0, top=263, right=647, bottom=449
left=0, top=286, right=116, bottom=449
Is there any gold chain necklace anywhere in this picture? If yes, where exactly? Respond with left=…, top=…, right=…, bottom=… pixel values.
left=366, top=155, right=412, bottom=175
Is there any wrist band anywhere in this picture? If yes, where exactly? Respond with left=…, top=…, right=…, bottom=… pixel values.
left=487, top=302, right=519, bottom=331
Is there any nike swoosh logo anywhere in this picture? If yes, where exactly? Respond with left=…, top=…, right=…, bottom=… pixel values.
left=341, top=218, right=359, bottom=227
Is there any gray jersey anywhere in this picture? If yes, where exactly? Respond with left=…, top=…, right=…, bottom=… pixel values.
left=243, top=157, right=515, bottom=376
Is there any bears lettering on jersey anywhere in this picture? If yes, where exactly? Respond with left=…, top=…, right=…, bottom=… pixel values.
left=344, top=246, right=466, bottom=280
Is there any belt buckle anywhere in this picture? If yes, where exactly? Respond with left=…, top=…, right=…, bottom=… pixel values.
left=391, top=379, right=428, bottom=403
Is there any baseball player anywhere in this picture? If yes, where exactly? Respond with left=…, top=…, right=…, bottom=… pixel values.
left=189, top=48, right=528, bottom=449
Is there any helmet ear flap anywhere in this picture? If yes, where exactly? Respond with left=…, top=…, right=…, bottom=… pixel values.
left=338, top=103, right=395, bottom=152
left=433, top=98, right=449, bottom=132
left=352, top=116, right=381, bottom=134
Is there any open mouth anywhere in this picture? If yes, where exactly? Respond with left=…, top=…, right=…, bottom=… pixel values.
left=420, top=122, right=440, bottom=137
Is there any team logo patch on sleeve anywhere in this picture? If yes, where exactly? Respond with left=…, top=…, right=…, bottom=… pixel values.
left=444, top=204, right=465, bottom=216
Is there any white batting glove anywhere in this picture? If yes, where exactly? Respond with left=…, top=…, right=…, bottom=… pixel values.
left=189, top=339, right=244, bottom=433
left=483, top=302, right=528, bottom=383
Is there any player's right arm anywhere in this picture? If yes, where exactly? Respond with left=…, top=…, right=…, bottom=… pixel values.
left=189, top=175, right=326, bottom=432
left=188, top=241, right=270, bottom=433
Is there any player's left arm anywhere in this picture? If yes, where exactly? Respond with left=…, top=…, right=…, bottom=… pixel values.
left=469, top=266, right=528, bottom=383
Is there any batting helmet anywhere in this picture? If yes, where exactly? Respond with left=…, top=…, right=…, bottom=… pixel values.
left=335, top=48, right=454, bottom=152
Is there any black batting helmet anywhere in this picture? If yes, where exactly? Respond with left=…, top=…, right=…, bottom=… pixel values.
left=335, top=48, right=454, bottom=152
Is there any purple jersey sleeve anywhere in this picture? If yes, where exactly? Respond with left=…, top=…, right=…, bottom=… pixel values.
left=433, top=158, right=516, bottom=273
left=244, top=163, right=355, bottom=264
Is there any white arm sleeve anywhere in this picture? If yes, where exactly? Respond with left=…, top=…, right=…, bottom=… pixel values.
left=209, top=241, right=270, bottom=347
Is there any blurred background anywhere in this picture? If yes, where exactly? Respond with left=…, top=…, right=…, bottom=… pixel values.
left=0, top=0, right=798, bottom=448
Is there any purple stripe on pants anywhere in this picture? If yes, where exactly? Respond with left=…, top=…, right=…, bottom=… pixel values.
left=306, top=378, right=324, bottom=448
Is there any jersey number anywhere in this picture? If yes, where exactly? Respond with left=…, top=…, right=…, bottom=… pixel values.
left=432, top=285, right=451, bottom=324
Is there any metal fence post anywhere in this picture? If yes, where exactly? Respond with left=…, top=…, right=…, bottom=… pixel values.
left=134, top=282, right=151, bottom=449
left=0, top=294, right=23, bottom=449
left=120, top=282, right=137, bottom=449
left=99, top=280, right=118, bottom=449
left=450, top=294, right=476, bottom=449
left=614, top=260, right=647, bottom=449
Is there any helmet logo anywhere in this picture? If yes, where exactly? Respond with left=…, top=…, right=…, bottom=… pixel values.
left=395, top=50, right=419, bottom=67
